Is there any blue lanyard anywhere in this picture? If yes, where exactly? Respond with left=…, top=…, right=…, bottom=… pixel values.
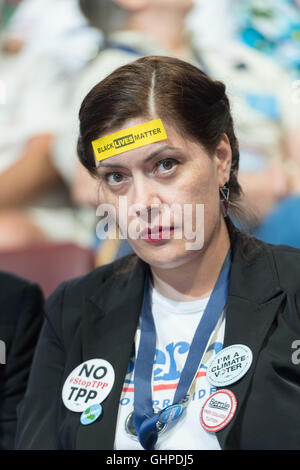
left=133, top=250, right=231, bottom=450
left=102, top=41, right=143, bottom=57
left=102, top=41, right=210, bottom=76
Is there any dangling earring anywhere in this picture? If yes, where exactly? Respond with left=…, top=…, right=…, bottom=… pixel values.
left=219, top=183, right=230, bottom=217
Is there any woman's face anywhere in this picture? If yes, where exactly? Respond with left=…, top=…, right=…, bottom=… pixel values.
left=95, top=117, right=231, bottom=269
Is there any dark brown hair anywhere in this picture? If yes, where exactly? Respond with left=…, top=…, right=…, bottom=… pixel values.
left=77, top=55, right=243, bottom=216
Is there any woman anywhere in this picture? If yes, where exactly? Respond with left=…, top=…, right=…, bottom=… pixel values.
left=16, top=56, right=300, bottom=450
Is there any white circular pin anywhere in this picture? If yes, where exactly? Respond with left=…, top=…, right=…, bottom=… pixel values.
left=207, top=344, right=253, bottom=387
left=201, top=389, right=237, bottom=432
left=62, top=359, right=115, bottom=412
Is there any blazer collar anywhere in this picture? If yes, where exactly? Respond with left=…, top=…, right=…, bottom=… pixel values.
left=77, top=221, right=284, bottom=450
left=216, top=219, right=285, bottom=449
left=76, top=256, right=147, bottom=449
left=83, top=256, right=146, bottom=357
left=226, top=218, right=282, bottom=304
left=216, top=292, right=286, bottom=449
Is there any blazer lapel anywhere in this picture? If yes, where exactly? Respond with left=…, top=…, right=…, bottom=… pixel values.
left=216, top=290, right=285, bottom=449
left=76, top=257, right=147, bottom=450
left=216, top=225, right=286, bottom=449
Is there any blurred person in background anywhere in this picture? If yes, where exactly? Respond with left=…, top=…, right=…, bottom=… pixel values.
left=190, top=0, right=300, bottom=247
left=0, top=0, right=22, bottom=32
left=0, top=0, right=101, bottom=251
left=0, top=270, right=44, bottom=449
left=190, top=0, right=300, bottom=79
left=230, top=0, right=300, bottom=246
left=186, top=0, right=235, bottom=49
left=234, top=0, right=300, bottom=79
left=0, top=0, right=101, bottom=57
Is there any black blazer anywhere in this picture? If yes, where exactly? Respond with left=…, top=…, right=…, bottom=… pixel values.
left=15, top=225, right=300, bottom=450
left=0, top=271, right=44, bottom=450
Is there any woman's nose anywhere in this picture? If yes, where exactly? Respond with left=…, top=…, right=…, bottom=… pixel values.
left=130, top=177, right=162, bottom=220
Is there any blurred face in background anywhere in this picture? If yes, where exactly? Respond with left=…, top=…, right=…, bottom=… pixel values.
left=150, top=0, right=194, bottom=11
left=115, top=0, right=194, bottom=14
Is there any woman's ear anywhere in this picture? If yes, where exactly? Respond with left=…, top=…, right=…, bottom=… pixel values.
left=113, top=0, right=149, bottom=11
left=215, top=134, right=232, bottom=186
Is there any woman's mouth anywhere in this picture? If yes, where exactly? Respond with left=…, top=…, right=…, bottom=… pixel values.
left=141, top=226, right=175, bottom=242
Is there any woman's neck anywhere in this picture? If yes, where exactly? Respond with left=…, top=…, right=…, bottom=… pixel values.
left=125, top=8, right=190, bottom=57
left=150, top=219, right=231, bottom=302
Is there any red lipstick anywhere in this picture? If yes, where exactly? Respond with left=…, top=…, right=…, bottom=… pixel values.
left=141, top=226, right=174, bottom=242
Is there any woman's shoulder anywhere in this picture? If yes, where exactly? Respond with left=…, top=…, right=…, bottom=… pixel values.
left=44, top=253, right=140, bottom=327
left=267, top=242, right=300, bottom=293
left=43, top=253, right=141, bottom=347
left=230, top=225, right=300, bottom=298
left=238, top=230, right=300, bottom=294
left=48, top=253, right=139, bottom=302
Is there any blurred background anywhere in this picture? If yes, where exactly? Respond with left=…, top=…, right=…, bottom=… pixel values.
left=0, top=0, right=299, bottom=297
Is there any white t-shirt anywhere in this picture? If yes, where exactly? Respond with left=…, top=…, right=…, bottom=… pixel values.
left=114, top=285, right=225, bottom=450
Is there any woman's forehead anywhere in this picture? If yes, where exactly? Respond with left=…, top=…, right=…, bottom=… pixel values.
left=97, top=142, right=183, bottom=170
left=95, top=118, right=189, bottom=170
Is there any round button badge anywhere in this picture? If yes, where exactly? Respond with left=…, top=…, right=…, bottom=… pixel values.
left=158, top=404, right=185, bottom=425
left=62, top=358, right=115, bottom=412
left=80, top=404, right=102, bottom=425
left=201, top=389, right=237, bottom=433
left=207, top=344, right=253, bottom=387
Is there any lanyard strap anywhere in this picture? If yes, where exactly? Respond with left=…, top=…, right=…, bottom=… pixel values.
left=133, top=250, right=231, bottom=450
left=102, top=41, right=210, bottom=75
left=103, top=41, right=143, bottom=57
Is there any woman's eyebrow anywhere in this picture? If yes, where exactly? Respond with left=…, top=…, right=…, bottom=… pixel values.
left=96, top=145, right=182, bottom=170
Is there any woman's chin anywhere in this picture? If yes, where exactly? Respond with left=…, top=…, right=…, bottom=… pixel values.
left=130, top=238, right=196, bottom=269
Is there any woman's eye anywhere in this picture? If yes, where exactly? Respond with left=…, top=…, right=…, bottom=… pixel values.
left=155, top=158, right=178, bottom=174
left=106, top=172, right=124, bottom=185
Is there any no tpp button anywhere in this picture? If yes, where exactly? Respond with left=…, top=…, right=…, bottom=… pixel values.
left=62, top=359, right=115, bottom=412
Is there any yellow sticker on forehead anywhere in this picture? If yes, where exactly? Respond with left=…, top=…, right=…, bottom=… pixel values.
left=92, top=119, right=167, bottom=161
